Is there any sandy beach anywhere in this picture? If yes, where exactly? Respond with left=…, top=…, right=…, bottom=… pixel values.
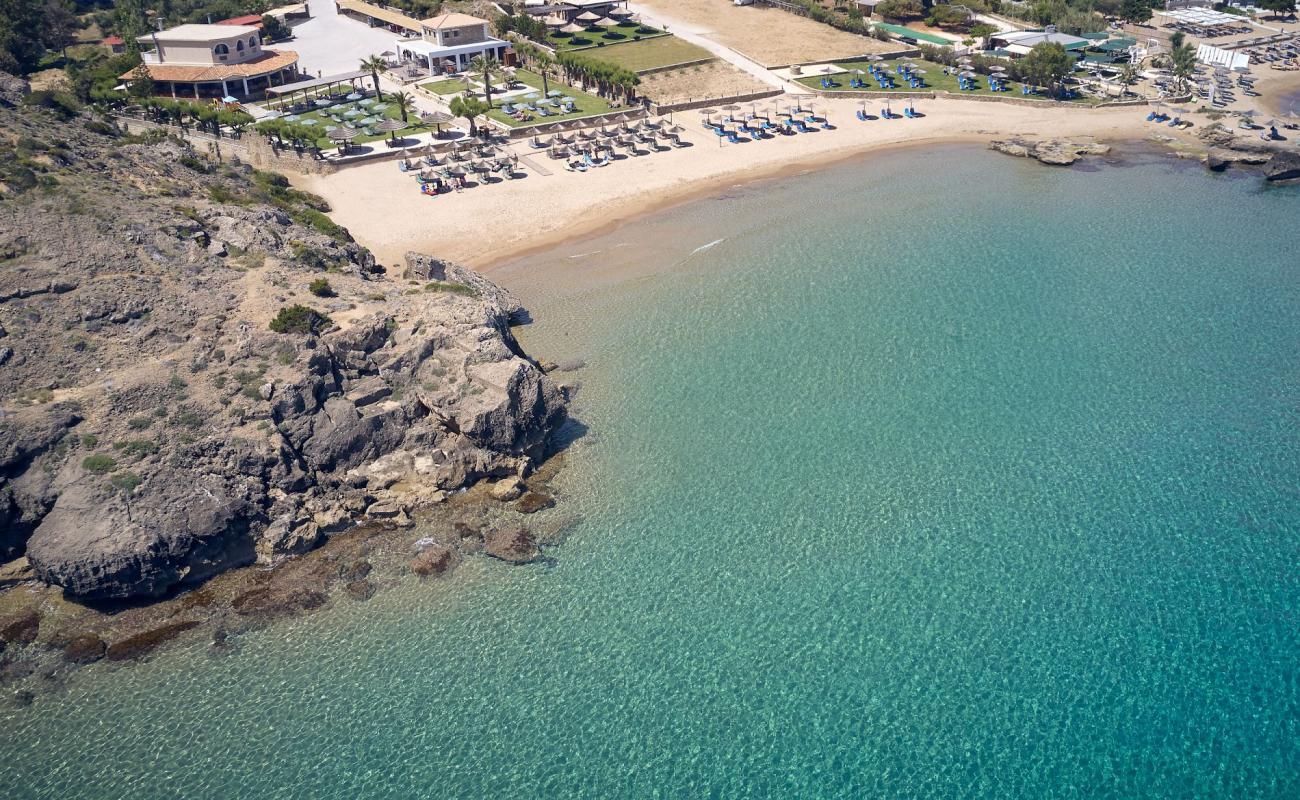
left=294, top=98, right=1174, bottom=272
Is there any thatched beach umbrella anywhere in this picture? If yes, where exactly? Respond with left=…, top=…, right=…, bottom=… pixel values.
left=595, top=17, right=619, bottom=26
left=609, top=7, right=633, bottom=18
left=575, top=11, right=601, bottom=22
left=374, top=118, right=407, bottom=143
left=327, top=127, right=359, bottom=154
left=560, top=23, right=587, bottom=34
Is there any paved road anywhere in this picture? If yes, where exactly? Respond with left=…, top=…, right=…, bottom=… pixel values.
left=625, top=2, right=799, bottom=91
left=288, top=0, right=401, bottom=76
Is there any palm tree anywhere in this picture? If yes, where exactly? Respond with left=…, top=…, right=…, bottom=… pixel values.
left=536, top=52, right=557, bottom=97
left=1117, top=63, right=1138, bottom=98
left=391, top=91, right=413, bottom=123
left=360, top=54, right=387, bottom=102
left=467, top=54, right=502, bottom=108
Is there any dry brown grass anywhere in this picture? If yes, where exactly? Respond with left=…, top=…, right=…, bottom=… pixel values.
left=636, top=0, right=894, bottom=66
left=638, top=61, right=771, bottom=104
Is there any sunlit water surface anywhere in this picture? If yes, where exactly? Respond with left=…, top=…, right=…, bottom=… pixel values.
left=3, top=145, right=1298, bottom=798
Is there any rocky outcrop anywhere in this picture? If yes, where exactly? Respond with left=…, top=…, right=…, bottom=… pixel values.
left=0, top=72, right=27, bottom=108
left=990, top=138, right=1110, bottom=166
left=1264, top=150, right=1300, bottom=183
left=1, top=99, right=568, bottom=601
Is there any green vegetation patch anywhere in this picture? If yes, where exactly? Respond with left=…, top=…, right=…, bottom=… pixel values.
left=82, top=454, right=117, bottom=474
left=269, top=305, right=334, bottom=335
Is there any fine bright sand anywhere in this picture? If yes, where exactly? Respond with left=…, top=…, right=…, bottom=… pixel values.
left=295, top=98, right=1163, bottom=272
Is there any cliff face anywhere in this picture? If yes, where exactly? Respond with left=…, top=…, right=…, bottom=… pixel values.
left=0, top=96, right=566, bottom=600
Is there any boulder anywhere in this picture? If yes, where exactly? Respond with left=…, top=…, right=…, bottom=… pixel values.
left=1264, top=150, right=1300, bottom=183
left=26, top=473, right=259, bottom=600
left=0, top=557, right=36, bottom=588
left=410, top=544, right=456, bottom=577
left=484, top=528, right=539, bottom=564
left=0, top=610, right=40, bottom=646
left=490, top=476, right=526, bottom=501
left=516, top=491, right=555, bottom=514
left=255, top=516, right=323, bottom=565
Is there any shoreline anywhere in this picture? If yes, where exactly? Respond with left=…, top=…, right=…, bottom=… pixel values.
left=293, top=99, right=1174, bottom=271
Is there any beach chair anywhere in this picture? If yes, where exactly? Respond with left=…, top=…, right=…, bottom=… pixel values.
left=856, top=109, right=867, bottom=121
left=726, top=131, right=741, bottom=144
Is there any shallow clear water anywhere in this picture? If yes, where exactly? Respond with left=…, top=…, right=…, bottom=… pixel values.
left=4, top=146, right=1298, bottom=798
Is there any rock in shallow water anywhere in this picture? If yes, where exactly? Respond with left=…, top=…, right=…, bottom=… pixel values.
left=105, top=621, right=201, bottom=661
left=410, top=545, right=456, bottom=577
left=484, top=528, right=539, bottom=564
left=516, top=492, right=555, bottom=514
left=62, top=634, right=107, bottom=664
left=490, top=476, right=526, bottom=501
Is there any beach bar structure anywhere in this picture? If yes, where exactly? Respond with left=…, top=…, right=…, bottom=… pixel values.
left=990, top=27, right=1090, bottom=58
left=123, top=23, right=299, bottom=99
left=338, top=0, right=423, bottom=36
left=521, top=0, right=630, bottom=23
left=266, top=69, right=372, bottom=103
left=394, top=13, right=510, bottom=74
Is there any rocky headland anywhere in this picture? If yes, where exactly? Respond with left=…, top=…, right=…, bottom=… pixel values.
left=991, top=122, right=1300, bottom=183
left=0, top=77, right=574, bottom=688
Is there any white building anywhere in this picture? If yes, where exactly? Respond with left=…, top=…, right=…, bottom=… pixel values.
left=394, top=13, right=510, bottom=74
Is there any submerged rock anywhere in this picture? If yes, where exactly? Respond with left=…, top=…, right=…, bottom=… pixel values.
left=410, top=545, right=456, bottom=577
left=104, top=621, right=202, bottom=661
left=344, top=579, right=376, bottom=600
left=231, top=587, right=327, bottom=618
left=0, top=610, right=41, bottom=646
left=62, top=634, right=107, bottom=664
left=516, top=492, right=555, bottom=514
left=484, top=528, right=539, bottom=564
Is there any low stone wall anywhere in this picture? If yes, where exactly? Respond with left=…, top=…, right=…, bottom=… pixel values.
left=803, top=87, right=1161, bottom=109
left=651, top=88, right=785, bottom=115
left=777, top=49, right=922, bottom=71
left=114, top=115, right=335, bottom=174
left=637, top=57, right=718, bottom=76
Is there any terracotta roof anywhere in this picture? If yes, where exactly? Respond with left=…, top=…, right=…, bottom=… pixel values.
left=123, top=49, right=298, bottom=83
left=102, top=35, right=124, bottom=45
left=218, top=15, right=264, bottom=26
left=420, top=12, right=488, bottom=28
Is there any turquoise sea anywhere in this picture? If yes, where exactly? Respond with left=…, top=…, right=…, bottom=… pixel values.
left=3, top=145, right=1298, bottom=798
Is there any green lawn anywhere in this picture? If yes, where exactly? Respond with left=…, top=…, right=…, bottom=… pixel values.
left=796, top=59, right=1026, bottom=98
left=482, top=68, right=616, bottom=128
left=546, top=20, right=667, bottom=53
left=422, top=78, right=465, bottom=95
left=586, top=36, right=713, bottom=72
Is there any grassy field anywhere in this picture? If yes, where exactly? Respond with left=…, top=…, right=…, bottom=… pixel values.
left=422, top=78, right=465, bottom=95
left=796, top=59, right=1101, bottom=104
left=482, top=69, right=618, bottom=128
left=546, top=21, right=667, bottom=52
left=796, top=59, right=1026, bottom=99
left=587, top=37, right=714, bottom=72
